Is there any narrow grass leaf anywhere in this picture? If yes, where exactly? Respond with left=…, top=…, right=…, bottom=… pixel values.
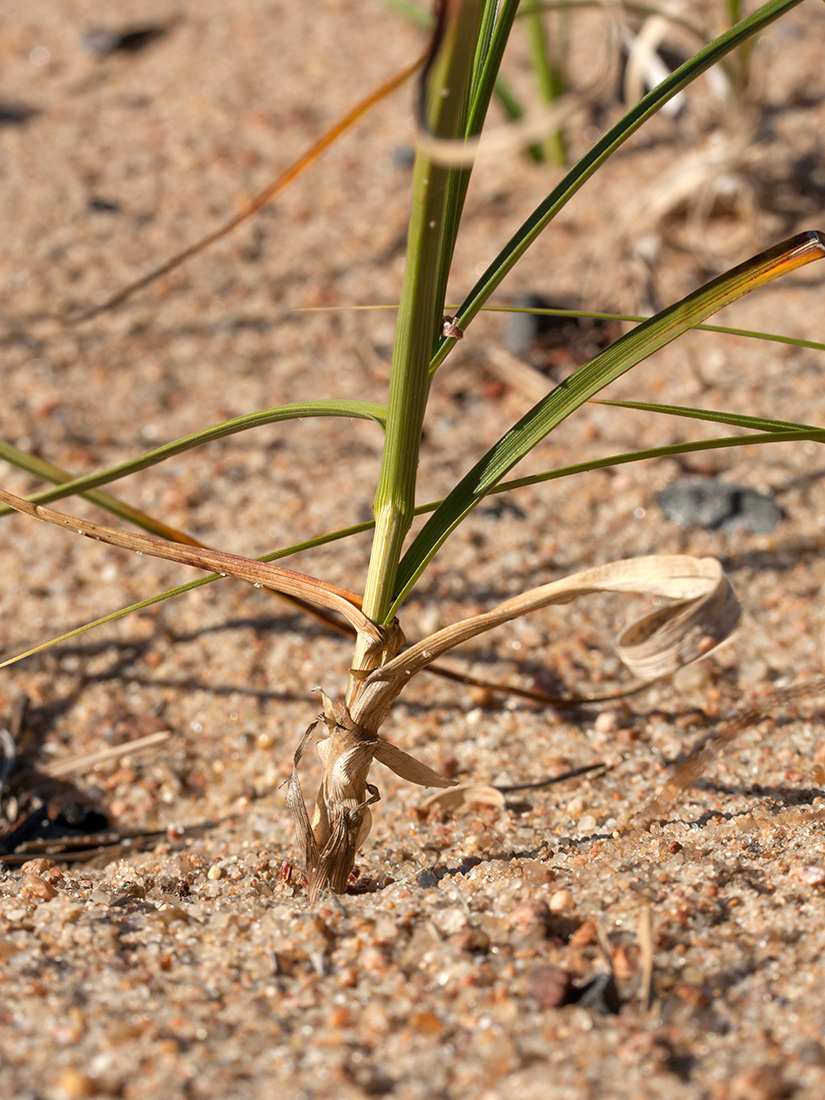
left=592, top=400, right=822, bottom=434
left=428, top=0, right=806, bottom=370
left=392, top=232, right=825, bottom=613
left=0, top=400, right=386, bottom=513
left=0, top=440, right=200, bottom=544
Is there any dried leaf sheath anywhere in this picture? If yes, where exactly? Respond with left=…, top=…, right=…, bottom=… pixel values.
left=291, top=554, right=741, bottom=898
left=287, top=692, right=455, bottom=902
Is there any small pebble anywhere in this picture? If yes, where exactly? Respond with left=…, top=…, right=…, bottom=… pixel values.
left=19, top=858, right=50, bottom=875
left=416, top=869, right=439, bottom=889
left=527, top=965, right=573, bottom=1008
left=549, top=889, right=574, bottom=914
left=566, top=797, right=585, bottom=820
left=797, top=1039, right=825, bottom=1066
left=81, top=24, right=168, bottom=56
left=594, top=710, right=620, bottom=734
left=408, top=1011, right=443, bottom=1035
left=509, top=899, right=551, bottom=933
left=391, top=145, right=416, bottom=169
left=790, top=864, right=825, bottom=886
left=207, top=865, right=223, bottom=880
left=55, top=1067, right=98, bottom=1099
left=672, top=662, right=710, bottom=692
left=19, top=875, right=57, bottom=903
left=657, top=478, right=783, bottom=533
left=729, top=1063, right=792, bottom=1100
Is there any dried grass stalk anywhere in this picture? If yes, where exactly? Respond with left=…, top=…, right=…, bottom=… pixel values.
left=293, top=554, right=740, bottom=898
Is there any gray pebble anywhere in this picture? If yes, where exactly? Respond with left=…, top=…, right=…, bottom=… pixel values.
left=657, top=478, right=783, bottom=533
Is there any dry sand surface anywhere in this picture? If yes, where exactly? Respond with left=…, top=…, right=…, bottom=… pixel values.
left=2, top=1, right=825, bottom=1098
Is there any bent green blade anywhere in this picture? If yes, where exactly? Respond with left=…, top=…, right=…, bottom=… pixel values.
left=392, top=231, right=825, bottom=615
left=429, top=0, right=806, bottom=373
left=0, top=400, right=386, bottom=514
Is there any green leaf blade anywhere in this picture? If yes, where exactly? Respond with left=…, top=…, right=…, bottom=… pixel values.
left=0, top=400, right=387, bottom=513
left=429, top=0, right=807, bottom=372
left=393, top=232, right=825, bottom=613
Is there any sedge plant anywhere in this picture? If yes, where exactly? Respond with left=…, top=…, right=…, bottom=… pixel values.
left=2, top=0, right=825, bottom=899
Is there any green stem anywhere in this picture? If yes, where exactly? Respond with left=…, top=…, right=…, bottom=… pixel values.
left=350, top=1, right=485, bottom=684
left=525, top=4, right=567, bottom=165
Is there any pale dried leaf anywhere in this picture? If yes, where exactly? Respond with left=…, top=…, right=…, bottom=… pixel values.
left=351, top=555, right=740, bottom=731
left=373, top=740, right=456, bottom=789
left=42, top=730, right=172, bottom=778
left=290, top=697, right=455, bottom=899
left=285, top=718, right=322, bottom=879
left=420, top=784, right=505, bottom=814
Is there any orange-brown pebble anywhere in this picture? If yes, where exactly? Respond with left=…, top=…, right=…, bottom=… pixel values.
left=526, top=965, right=572, bottom=1008
left=409, top=1011, right=443, bottom=1035
left=19, top=875, right=57, bottom=903
left=729, top=1063, right=791, bottom=1100
left=54, top=1068, right=99, bottom=1099
left=19, top=858, right=50, bottom=875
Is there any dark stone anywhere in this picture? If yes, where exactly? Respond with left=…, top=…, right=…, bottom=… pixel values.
left=88, top=197, right=121, bottom=214
left=0, top=102, right=38, bottom=127
left=391, top=145, right=416, bottom=169
left=571, top=971, right=622, bottom=1015
left=81, top=24, right=170, bottom=56
left=503, top=293, right=620, bottom=371
left=416, top=868, right=440, bottom=889
left=657, top=478, right=783, bottom=534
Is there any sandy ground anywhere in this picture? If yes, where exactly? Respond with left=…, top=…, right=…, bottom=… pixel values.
left=2, top=1, right=825, bottom=1098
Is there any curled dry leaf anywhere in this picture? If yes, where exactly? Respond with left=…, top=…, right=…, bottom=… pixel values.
left=420, top=784, right=506, bottom=814
left=292, top=554, right=740, bottom=898
left=349, top=554, right=740, bottom=732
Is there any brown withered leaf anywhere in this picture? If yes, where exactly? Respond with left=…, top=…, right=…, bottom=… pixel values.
left=287, top=692, right=454, bottom=902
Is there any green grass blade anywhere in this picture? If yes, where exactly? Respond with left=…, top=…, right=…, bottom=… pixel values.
left=436, top=0, right=520, bottom=306
left=392, top=231, right=825, bottom=613
left=359, top=0, right=485, bottom=634
left=0, top=400, right=386, bottom=514
left=9, top=422, right=824, bottom=670
left=0, top=441, right=201, bottom=543
left=524, top=2, right=567, bottom=165
left=492, top=430, right=825, bottom=494
left=592, top=400, right=821, bottom=434
left=428, top=0, right=806, bottom=373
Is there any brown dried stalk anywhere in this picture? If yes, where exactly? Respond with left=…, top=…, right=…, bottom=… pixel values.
left=292, top=555, right=740, bottom=899
left=0, top=485, right=748, bottom=898
left=0, top=487, right=384, bottom=654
